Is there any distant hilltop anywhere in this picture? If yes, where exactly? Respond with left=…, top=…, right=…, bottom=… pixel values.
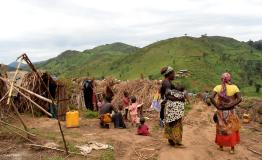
left=35, top=36, right=262, bottom=96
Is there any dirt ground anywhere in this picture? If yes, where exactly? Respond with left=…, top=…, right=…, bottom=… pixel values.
left=0, top=102, right=262, bottom=160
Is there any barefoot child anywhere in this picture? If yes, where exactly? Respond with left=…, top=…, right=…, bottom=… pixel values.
left=137, top=117, right=149, bottom=136
left=129, top=96, right=138, bottom=126
left=122, top=91, right=130, bottom=120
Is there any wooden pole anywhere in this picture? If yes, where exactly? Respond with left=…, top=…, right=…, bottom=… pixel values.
left=14, top=88, right=52, bottom=117
left=0, top=91, right=8, bottom=104
left=0, top=120, right=36, bottom=137
left=2, top=125, right=35, bottom=143
left=15, top=85, right=54, bottom=104
left=20, top=53, right=68, bottom=155
left=7, top=58, right=22, bottom=105
left=10, top=100, right=29, bottom=137
left=0, top=77, right=54, bottom=105
left=26, top=144, right=86, bottom=156
left=57, top=87, right=69, bottom=154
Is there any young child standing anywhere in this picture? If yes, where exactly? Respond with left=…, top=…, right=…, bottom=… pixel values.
left=137, top=117, right=149, bottom=136
left=122, top=91, right=130, bottom=120
left=129, top=96, right=138, bottom=126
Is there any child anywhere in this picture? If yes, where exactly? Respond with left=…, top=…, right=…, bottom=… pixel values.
left=97, top=94, right=103, bottom=112
left=137, top=117, right=149, bottom=136
left=129, top=96, right=138, bottom=126
left=122, top=91, right=130, bottom=120
left=112, top=105, right=126, bottom=129
left=150, top=91, right=161, bottom=112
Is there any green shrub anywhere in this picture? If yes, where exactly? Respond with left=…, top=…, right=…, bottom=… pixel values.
left=84, top=110, right=99, bottom=119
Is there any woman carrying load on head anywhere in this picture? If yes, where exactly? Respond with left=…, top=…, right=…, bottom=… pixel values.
left=210, top=72, right=242, bottom=154
left=160, top=66, right=186, bottom=146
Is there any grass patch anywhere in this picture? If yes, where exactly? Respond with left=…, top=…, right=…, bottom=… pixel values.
left=57, top=141, right=81, bottom=154
left=152, top=124, right=160, bottom=132
left=84, top=110, right=99, bottom=119
left=100, top=149, right=115, bottom=160
left=185, top=104, right=192, bottom=114
left=44, top=157, right=64, bottom=160
left=29, top=128, right=58, bottom=141
left=67, top=142, right=81, bottom=153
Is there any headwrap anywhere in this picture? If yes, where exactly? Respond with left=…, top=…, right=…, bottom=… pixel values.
left=162, top=66, right=174, bottom=76
left=220, top=72, right=232, bottom=99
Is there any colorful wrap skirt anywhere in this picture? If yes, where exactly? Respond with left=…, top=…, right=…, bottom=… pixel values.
left=164, top=118, right=183, bottom=144
left=164, top=99, right=184, bottom=144
left=215, top=109, right=240, bottom=147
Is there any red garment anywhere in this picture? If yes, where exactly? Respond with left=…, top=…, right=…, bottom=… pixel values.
left=137, top=124, right=149, bottom=136
left=123, top=97, right=129, bottom=108
left=215, top=131, right=240, bottom=147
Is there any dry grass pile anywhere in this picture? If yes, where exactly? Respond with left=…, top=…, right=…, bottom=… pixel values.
left=238, top=98, right=262, bottom=123
left=68, top=77, right=118, bottom=109
left=18, top=72, right=56, bottom=113
left=111, top=80, right=160, bottom=108
left=0, top=76, right=9, bottom=116
left=0, top=78, right=8, bottom=106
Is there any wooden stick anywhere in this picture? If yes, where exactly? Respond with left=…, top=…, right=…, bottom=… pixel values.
left=26, top=144, right=85, bottom=156
left=0, top=77, right=54, bottom=105
left=14, top=88, right=52, bottom=117
left=15, top=85, right=54, bottom=104
left=2, top=125, right=35, bottom=143
left=29, top=102, right=35, bottom=118
left=21, top=54, right=68, bottom=155
left=248, top=147, right=262, bottom=156
left=7, top=58, right=22, bottom=105
left=0, top=120, right=36, bottom=137
left=0, top=91, right=8, bottom=103
left=10, top=100, right=29, bottom=137
left=57, top=87, right=69, bottom=154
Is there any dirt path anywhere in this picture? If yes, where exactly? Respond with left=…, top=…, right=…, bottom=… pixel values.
left=159, top=102, right=262, bottom=160
left=0, top=102, right=261, bottom=160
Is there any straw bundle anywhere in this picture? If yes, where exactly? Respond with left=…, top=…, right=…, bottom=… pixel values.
left=18, top=72, right=56, bottom=113
left=111, top=80, right=160, bottom=108
left=0, top=77, right=8, bottom=117
left=0, top=78, right=8, bottom=104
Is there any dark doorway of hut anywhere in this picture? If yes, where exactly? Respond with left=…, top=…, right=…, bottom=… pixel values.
left=83, top=79, right=95, bottom=111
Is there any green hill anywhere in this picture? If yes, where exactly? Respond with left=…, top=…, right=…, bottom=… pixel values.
left=37, top=36, right=262, bottom=97
left=37, top=42, right=139, bottom=77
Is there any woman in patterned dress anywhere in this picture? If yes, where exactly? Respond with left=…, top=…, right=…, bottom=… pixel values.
left=210, top=72, right=242, bottom=154
left=160, top=66, right=186, bottom=146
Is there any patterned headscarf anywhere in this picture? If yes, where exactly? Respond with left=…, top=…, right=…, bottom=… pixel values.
left=162, top=66, right=174, bottom=76
left=220, top=72, right=232, bottom=98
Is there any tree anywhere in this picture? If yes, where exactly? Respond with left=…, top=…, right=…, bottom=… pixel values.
left=247, top=40, right=254, bottom=47
left=255, top=83, right=261, bottom=93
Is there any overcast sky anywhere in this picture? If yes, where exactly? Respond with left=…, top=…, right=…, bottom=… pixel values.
left=0, top=0, right=262, bottom=64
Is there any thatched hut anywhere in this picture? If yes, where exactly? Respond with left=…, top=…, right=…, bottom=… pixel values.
left=17, top=71, right=68, bottom=120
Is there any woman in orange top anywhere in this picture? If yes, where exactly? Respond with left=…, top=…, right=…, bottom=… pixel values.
left=210, top=73, right=242, bottom=154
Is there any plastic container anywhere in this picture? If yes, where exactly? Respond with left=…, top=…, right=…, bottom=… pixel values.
left=66, top=111, right=79, bottom=128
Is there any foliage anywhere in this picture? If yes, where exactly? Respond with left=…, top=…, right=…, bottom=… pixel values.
left=84, top=109, right=99, bottom=119
left=247, top=40, right=262, bottom=51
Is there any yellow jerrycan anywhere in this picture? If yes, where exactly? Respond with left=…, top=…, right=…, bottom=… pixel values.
left=66, top=111, right=79, bottom=128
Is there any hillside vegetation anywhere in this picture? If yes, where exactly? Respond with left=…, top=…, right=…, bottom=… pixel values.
left=37, top=36, right=262, bottom=97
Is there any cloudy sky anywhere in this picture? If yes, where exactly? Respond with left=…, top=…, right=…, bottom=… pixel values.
left=0, top=0, right=262, bottom=64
